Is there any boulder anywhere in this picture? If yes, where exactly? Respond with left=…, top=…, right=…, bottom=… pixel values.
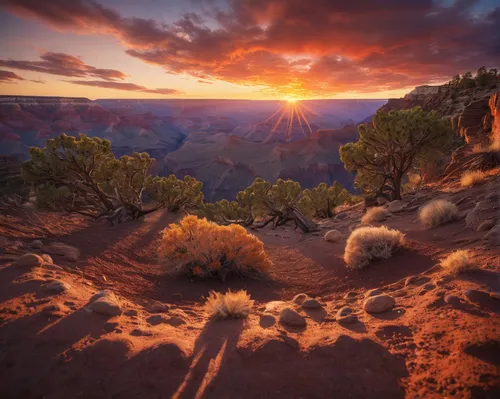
left=279, top=308, right=306, bottom=327
left=89, top=296, right=122, bottom=317
left=324, top=229, right=342, bottom=242
left=47, top=243, right=80, bottom=262
left=477, top=219, right=496, bottom=232
left=301, top=298, right=322, bottom=309
left=365, top=288, right=383, bottom=298
left=292, top=293, right=309, bottom=305
left=363, top=295, right=395, bottom=313
left=45, top=280, right=71, bottom=294
left=14, top=253, right=44, bottom=268
left=89, top=289, right=116, bottom=303
left=483, top=225, right=500, bottom=246
left=31, top=240, right=43, bottom=250
left=388, top=200, right=406, bottom=213
left=337, top=315, right=358, bottom=325
left=336, top=306, right=353, bottom=318
left=465, top=211, right=481, bottom=229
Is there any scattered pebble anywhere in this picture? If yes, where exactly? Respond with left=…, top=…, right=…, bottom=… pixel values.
left=365, top=288, right=383, bottom=298
left=324, top=229, right=342, bottom=242
left=31, top=240, right=43, bottom=250
left=363, top=295, right=395, bottom=313
left=279, top=308, right=306, bottom=327
left=477, top=220, right=495, bottom=232
left=89, top=296, right=122, bottom=317
left=301, top=298, right=322, bottom=309
left=45, top=280, right=71, bottom=294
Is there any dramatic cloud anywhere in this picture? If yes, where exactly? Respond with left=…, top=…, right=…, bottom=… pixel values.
left=0, top=52, right=127, bottom=81
left=0, top=69, right=44, bottom=83
left=0, top=70, right=25, bottom=82
left=4, top=0, right=500, bottom=97
left=66, top=79, right=182, bottom=95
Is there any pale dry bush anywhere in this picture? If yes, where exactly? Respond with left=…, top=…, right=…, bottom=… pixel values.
left=159, top=215, right=272, bottom=280
left=440, top=250, right=477, bottom=274
left=344, top=226, right=405, bottom=270
left=419, top=199, right=458, bottom=228
left=361, top=206, right=389, bottom=224
left=204, top=289, right=254, bottom=319
left=460, top=170, right=487, bottom=187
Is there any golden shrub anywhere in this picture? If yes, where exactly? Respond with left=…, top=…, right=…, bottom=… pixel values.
left=361, top=206, right=389, bottom=224
left=159, top=215, right=272, bottom=280
left=440, top=250, right=477, bottom=275
left=418, top=199, right=458, bottom=227
left=460, top=170, right=487, bottom=187
left=204, top=289, right=254, bottom=319
left=344, top=226, right=405, bottom=270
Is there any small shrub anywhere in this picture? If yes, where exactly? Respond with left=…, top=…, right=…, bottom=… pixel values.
left=159, top=215, right=272, bottom=280
left=440, top=250, right=477, bottom=274
left=204, top=289, right=253, bottom=319
left=344, top=226, right=405, bottom=269
left=361, top=206, right=389, bottom=224
left=419, top=199, right=458, bottom=227
left=460, top=170, right=486, bottom=187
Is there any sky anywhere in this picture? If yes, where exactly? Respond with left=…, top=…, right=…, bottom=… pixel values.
left=0, top=0, right=499, bottom=100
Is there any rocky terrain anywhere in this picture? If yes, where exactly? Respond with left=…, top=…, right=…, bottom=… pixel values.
left=0, top=170, right=499, bottom=398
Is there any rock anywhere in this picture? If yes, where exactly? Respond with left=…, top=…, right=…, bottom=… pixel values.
left=336, top=306, right=353, bottom=317
left=130, top=329, right=153, bottom=337
left=490, top=292, right=500, bottom=300
left=464, top=289, right=489, bottom=304
left=465, top=211, right=481, bottom=229
left=89, top=296, right=122, bottom=317
left=343, top=291, right=357, bottom=300
left=477, top=219, right=496, bottom=232
left=40, top=254, right=54, bottom=264
left=47, top=243, right=80, bottom=262
left=334, top=212, right=348, bottom=220
left=337, top=315, right=358, bottom=325
left=444, top=295, right=462, bottom=306
left=363, top=295, right=395, bottom=313
left=166, top=316, right=186, bottom=327
left=42, top=304, right=64, bottom=317
left=31, top=240, right=43, bottom=249
left=104, top=321, right=119, bottom=332
left=483, top=225, right=500, bottom=246
left=146, top=315, right=169, bottom=325
left=388, top=200, right=406, bottom=213
left=89, top=289, right=116, bottom=303
left=434, top=276, right=452, bottom=286
left=405, top=276, right=419, bottom=286
left=365, top=288, right=383, bottom=298
left=147, top=302, right=170, bottom=313
left=324, top=229, right=342, bottom=242
left=474, top=201, right=492, bottom=212
left=13, top=253, right=43, bottom=268
left=45, top=280, right=71, bottom=294
left=124, top=309, right=138, bottom=317
left=279, top=308, right=306, bottom=327
left=292, top=293, right=309, bottom=305
left=301, top=298, right=322, bottom=309
left=376, top=197, right=388, bottom=205
left=422, top=283, right=436, bottom=291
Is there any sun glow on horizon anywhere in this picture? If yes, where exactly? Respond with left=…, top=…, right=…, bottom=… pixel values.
left=284, top=96, right=300, bottom=103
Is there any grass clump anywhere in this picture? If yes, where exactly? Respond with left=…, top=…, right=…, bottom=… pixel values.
left=159, top=215, right=272, bottom=280
left=361, top=206, right=389, bottom=224
left=419, top=199, right=458, bottom=228
left=460, top=170, right=487, bottom=187
left=204, top=290, right=253, bottom=319
left=344, top=226, right=405, bottom=270
left=440, top=250, right=477, bottom=274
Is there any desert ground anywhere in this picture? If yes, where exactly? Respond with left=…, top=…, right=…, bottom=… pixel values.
left=1, top=176, right=499, bottom=399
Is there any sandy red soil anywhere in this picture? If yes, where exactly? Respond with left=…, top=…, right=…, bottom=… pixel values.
left=0, top=180, right=499, bottom=398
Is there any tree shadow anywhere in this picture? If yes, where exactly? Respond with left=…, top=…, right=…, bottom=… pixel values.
left=206, top=334, right=408, bottom=398
left=172, top=318, right=244, bottom=399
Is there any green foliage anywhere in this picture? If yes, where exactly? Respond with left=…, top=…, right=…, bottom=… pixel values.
left=447, top=67, right=499, bottom=90
left=340, top=107, right=452, bottom=200
left=147, top=174, right=203, bottom=212
left=299, top=182, right=349, bottom=218
left=22, top=133, right=203, bottom=223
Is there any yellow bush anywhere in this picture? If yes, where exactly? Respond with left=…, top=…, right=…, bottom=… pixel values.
left=159, top=215, right=272, bottom=280
left=361, top=206, right=389, bottom=224
left=204, top=289, right=253, bottom=319
left=419, top=199, right=458, bottom=227
left=344, top=226, right=405, bottom=270
left=440, top=250, right=477, bottom=275
left=460, top=170, right=487, bottom=187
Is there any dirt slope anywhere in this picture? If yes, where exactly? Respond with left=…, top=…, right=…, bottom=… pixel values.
left=0, top=177, right=499, bottom=398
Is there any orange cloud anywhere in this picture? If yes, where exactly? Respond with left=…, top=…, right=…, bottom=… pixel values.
left=4, top=0, right=500, bottom=97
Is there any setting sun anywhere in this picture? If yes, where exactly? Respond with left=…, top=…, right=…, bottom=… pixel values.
left=284, top=97, right=299, bottom=103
